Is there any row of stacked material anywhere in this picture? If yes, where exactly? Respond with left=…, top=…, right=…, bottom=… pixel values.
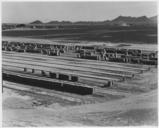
left=3, top=52, right=145, bottom=88
left=3, top=56, right=94, bottom=95
left=3, top=50, right=148, bottom=94
left=3, top=70, right=93, bottom=95
left=23, top=67, right=79, bottom=82
left=2, top=41, right=68, bottom=56
left=2, top=40, right=157, bottom=65
left=75, top=46, right=157, bottom=65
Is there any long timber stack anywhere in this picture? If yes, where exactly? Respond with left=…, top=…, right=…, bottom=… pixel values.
left=2, top=40, right=157, bottom=65
left=2, top=40, right=156, bottom=95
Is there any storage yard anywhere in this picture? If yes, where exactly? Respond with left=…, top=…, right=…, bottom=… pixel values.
left=2, top=1, right=158, bottom=126
left=2, top=37, right=158, bottom=126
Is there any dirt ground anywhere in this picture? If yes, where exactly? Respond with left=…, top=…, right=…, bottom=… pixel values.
left=3, top=84, right=158, bottom=126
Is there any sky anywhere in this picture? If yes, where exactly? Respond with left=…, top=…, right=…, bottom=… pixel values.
left=2, top=1, right=157, bottom=23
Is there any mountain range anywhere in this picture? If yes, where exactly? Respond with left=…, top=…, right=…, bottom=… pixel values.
left=30, top=15, right=157, bottom=26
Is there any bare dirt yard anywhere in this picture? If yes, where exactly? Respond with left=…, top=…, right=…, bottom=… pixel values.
left=3, top=83, right=157, bottom=126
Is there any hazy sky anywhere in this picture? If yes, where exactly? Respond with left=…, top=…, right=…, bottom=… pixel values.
left=2, top=1, right=157, bottom=23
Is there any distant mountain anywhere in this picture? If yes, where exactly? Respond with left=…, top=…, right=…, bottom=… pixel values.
left=30, top=20, right=43, bottom=24
left=110, top=16, right=151, bottom=25
left=29, top=15, right=157, bottom=26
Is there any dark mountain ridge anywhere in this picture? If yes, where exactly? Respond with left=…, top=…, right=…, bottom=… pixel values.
left=29, top=15, right=157, bottom=26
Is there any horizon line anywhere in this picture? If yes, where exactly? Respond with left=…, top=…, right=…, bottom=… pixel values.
left=2, top=14, right=157, bottom=24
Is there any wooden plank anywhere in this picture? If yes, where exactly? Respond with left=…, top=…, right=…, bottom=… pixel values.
left=3, top=57, right=133, bottom=78
left=3, top=53, right=141, bottom=74
left=2, top=70, right=91, bottom=88
left=3, top=66, right=112, bottom=86
left=3, top=51, right=148, bottom=71
left=3, top=63, right=120, bottom=82
left=3, top=70, right=93, bottom=95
